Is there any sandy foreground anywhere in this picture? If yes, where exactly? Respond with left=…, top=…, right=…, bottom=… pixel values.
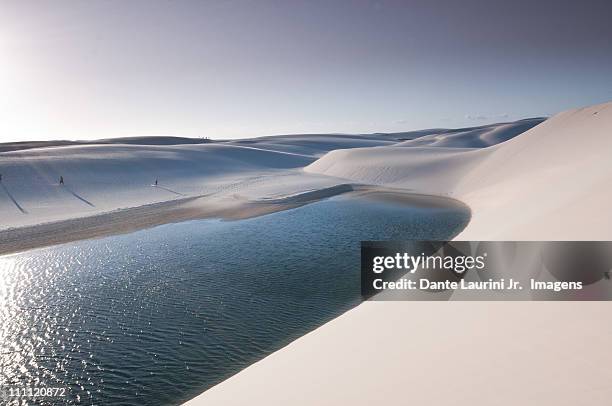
left=1, top=105, right=610, bottom=405
left=187, top=302, right=612, bottom=406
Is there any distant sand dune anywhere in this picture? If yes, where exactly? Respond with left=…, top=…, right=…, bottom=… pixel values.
left=307, top=102, right=612, bottom=239
left=1, top=123, right=526, bottom=233
left=395, top=117, right=544, bottom=148
left=0, top=144, right=317, bottom=229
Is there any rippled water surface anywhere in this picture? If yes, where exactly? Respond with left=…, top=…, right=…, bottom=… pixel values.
left=0, top=195, right=468, bottom=405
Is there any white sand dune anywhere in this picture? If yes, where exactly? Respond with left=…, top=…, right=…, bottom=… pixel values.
left=226, top=133, right=397, bottom=157
left=0, top=143, right=324, bottom=229
left=0, top=117, right=537, bottom=231
left=307, top=146, right=485, bottom=194
left=185, top=102, right=612, bottom=405
left=0, top=134, right=401, bottom=230
left=307, top=102, right=612, bottom=239
left=187, top=302, right=612, bottom=406
left=0, top=136, right=213, bottom=153
left=395, top=117, right=544, bottom=148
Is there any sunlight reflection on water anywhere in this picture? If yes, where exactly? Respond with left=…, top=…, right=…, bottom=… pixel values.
left=0, top=194, right=468, bottom=405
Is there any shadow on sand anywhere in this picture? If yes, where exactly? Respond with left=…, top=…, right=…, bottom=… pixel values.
left=152, top=184, right=185, bottom=196
left=1, top=183, right=27, bottom=214
left=63, top=186, right=95, bottom=207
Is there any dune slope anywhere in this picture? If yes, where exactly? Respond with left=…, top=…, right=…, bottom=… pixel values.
left=0, top=143, right=317, bottom=228
left=225, top=133, right=397, bottom=157
left=187, top=102, right=612, bottom=405
left=307, top=102, right=612, bottom=239
left=395, top=117, right=545, bottom=148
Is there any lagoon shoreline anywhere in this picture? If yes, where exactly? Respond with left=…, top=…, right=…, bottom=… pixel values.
left=0, top=185, right=468, bottom=256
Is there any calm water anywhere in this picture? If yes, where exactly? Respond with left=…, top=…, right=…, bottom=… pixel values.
left=0, top=194, right=468, bottom=405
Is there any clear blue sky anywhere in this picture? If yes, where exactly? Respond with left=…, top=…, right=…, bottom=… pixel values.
left=1, top=0, right=611, bottom=141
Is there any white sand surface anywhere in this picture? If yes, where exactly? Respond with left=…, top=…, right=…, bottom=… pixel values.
left=186, top=302, right=611, bottom=406
left=185, top=102, right=612, bottom=405
left=226, top=133, right=398, bottom=157
left=307, top=102, right=612, bottom=239
left=0, top=143, right=335, bottom=230
left=0, top=121, right=535, bottom=232
left=395, top=117, right=544, bottom=148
